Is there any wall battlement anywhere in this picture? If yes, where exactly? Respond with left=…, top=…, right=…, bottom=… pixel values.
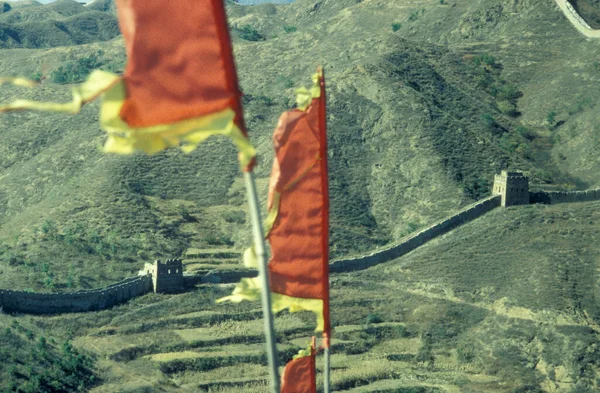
left=530, top=188, right=600, bottom=204
left=3, top=171, right=600, bottom=314
left=493, top=170, right=529, bottom=207
left=330, top=195, right=502, bottom=273
left=140, top=258, right=185, bottom=293
left=0, top=276, right=152, bottom=314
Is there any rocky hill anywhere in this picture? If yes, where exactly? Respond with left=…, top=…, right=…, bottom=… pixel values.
left=1, top=0, right=600, bottom=287
left=0, top=0, right=119, bottom=48
left=1, top=0, right=600, bottom=391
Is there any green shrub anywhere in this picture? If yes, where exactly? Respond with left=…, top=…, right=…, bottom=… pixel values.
left=283, top=25, right=297, bottom=33
left=41, top=219, right=59, bottom=239
left=547, top=111, right=556, bottom=126
left=496, top=84, right=522, bottom=101
left=463, top=176, right=490, bottom=200
left=415, top=342, right=434, bottom=365
left=481, top=113, right=497, bottom=129
left=238, top=25, right=265, bottom=41
left=456, top=342, right=475, bottom=363
left=408, top=11, right=419, bottom=21
left=473, top=53, right=498, bottom=68
left=498, top=100, right=518, bottom=116
left=6, top=249, right=25, bottom=266
left=178, top=205, right=197, bottom=222
left=29, top=71, right=42, bottom=82
left=406, top=222, right=419, bottom=234
left=224, top=210, right=246, bottom=224
left=517, top=126, right=535, bottom=140
left=50, top=51, right=104, bottom=84
left=366, top=313, right=383, bottom=324
left=205, top=232, right=234, bottom=246
left=392, top=22, right=401, bottom=31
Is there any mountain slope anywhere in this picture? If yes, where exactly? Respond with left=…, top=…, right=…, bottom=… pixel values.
left=12, top=201, right=598, bottom=393
left=1, top=0, right=600, bottom=290
left=0, top=0, right=119, bottom=48
left=1, top=0, right=600, bottom=391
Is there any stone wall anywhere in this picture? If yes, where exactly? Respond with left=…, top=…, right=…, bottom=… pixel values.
left=529, top=188, right=600, bottom=205
left=183, top=269, right=258, bottom=286
left=564, top=0, right=592, bottom=29
left=154, top=259, right=184, bottom=293
left=329, top=195, right=501, bottom=273
left=0, top=275, right=152, bottom=314
left=5, top=181, right=600, bottom=314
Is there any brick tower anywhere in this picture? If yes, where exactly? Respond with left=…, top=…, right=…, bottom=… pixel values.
left=493, top=170, right=529, bottom=207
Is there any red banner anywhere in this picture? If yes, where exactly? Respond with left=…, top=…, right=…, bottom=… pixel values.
left=281, top=338, right=317, bottom=393
left=115, top=0, right=245, bottom=133
left=266, top=69, right=330, bottom=339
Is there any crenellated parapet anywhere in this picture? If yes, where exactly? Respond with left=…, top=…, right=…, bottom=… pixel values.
left=493, top=170, right=529, bottom=207
left=0, top=276, right=152, bottom=314
left=139, top=258, right=185, bottom=293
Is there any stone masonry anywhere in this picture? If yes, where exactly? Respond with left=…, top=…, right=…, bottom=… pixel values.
left=139, top=258, right=185, bottom=293
left=5, top=170, right=600, bottom=314
left=493, top=170, right=529, bottom=207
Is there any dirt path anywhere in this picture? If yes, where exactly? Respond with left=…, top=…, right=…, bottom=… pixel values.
left=555, top=0, right=600, bottom=37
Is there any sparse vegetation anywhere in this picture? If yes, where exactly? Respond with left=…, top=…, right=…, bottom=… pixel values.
left=283, top=25, right=297, bottom=33
left=0, top=322, right=96, bottom=393
left=50, top=49, right=124, bottom=84
left=1, top=0, right=600, bottom=391
left=236, top=24, right=265, bottom=41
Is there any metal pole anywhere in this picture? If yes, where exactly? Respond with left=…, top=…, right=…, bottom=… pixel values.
left=324, top=344, right=331, bottom=393
left=243, top=170, right=280, bottom=393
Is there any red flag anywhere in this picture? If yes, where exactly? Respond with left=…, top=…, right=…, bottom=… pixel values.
left=219, top=69, right=330, bottom=337
left=281, top=337, right=317, bottom=393
left=115, top=0, right=244, bottom=130
left=266, top=68, right=330, bottom=338
left=1, top=0, right=256, bottom=168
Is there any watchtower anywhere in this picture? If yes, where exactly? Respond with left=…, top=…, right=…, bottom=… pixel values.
left=493, top=170, right=529, bottom=207
left=139, top=259, right=184, bottom=293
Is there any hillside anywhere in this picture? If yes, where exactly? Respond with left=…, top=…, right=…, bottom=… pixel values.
left=569, top=0, right=600, bottom=28
left=1, top=0, right=600, bottom=290
left=1, top=201, right=597, bottom=393
left=0, top=0, right=119, bottom=48
left=1, top=0, right=600, bottom=391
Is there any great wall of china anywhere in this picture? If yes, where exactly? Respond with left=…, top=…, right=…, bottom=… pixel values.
left=1, top=0, right=599, bottom=321
left=1, top=170, right=600, bottom=314
left=555, top=0, right=600, bottom=38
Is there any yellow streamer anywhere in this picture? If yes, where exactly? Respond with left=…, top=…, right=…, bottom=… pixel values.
left=99, top=77, right=256, bottom=166
left=0, top=70, right=256, bottom=168
left=218, top=70, right=326, bottom=332
left=0, top=77, right=39, bottom=88
left=0, top=70, right=120, bottom=113
left=217, top=277, right=325, bottom=332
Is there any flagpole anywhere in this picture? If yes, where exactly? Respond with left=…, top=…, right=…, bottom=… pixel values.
left=324, top=343, right=331, bottom=393
left=213, top=1, right=280, bottom=389
left=318, top=66, right=331, bottom=393
left=243, top=170, right=281, bottom=393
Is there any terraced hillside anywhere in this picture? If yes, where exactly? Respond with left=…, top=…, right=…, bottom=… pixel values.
left=1, top=0, right=600, bottom=391
left=1, top=201, right=596, bottom=392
